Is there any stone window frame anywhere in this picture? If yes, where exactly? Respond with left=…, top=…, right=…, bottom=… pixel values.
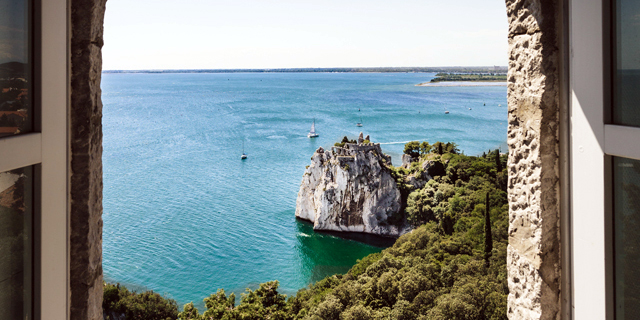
left=5, top=0, right=602, bottom=318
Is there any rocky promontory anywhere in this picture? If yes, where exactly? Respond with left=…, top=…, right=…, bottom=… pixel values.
left=295, top=133, right=410, bottom=237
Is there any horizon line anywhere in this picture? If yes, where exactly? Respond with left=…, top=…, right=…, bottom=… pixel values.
left=102, top=66, right=509, bottom=73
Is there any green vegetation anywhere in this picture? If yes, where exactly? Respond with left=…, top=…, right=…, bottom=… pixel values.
left=103, top=283, right=179, bottom=320
left=334, top=136, right=357, bottom=148
left=429, top=73, right=507, bottom=83
left=104, top=141, right=509, bottom=319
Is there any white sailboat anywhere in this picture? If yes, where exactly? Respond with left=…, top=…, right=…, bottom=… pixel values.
left=241, top=140, right=247, bottom=159
left=308, top=118, right=319, bottom=138
left=356, top=116, right=363, bottom=127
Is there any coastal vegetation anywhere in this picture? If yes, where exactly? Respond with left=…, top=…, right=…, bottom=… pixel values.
left=103, top=283, right=179, bottom=320
left=103, top=140, right=508, bottom=319
left=429, top=73, right=507, bottom=83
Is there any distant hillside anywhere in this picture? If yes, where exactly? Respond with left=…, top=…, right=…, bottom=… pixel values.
left=0, top=62, right=27, bottom=78
left=103, top=66, right=508, bottom=74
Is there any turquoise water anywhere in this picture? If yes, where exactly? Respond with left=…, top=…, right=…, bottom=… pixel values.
left=101, top=72, right=507, bottom=307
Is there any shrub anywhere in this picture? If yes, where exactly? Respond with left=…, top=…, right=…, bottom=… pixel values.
left=103, top=283, right=178, bottom=320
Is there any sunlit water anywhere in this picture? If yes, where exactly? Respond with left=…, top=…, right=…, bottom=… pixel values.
left=101, top=72, right=507, bottom=307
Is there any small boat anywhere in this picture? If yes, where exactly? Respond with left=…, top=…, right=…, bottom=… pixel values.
left=308, top=118, right=319, bottom=138
left=445, top=111, right=450, bottom=114
left=469, top=108, right=472, bottom=110
left=241, top=140, right=247, bottom=159
left=356, top=116, right=363, bottom=127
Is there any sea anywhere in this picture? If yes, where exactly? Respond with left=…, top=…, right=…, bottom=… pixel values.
left=101, top=72, right=508, bottom=308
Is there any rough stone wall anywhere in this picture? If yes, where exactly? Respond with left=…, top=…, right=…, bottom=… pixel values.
left=70, top=0, right=107, bottom=319
left=505, top=0, right=561, bottom=319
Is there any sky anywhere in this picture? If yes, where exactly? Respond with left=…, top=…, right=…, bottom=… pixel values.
left=102, top=0, right=509, bottom=70
left=0, top=0, right=27, bottom=64
left=618, top=0, right=640, bottom=69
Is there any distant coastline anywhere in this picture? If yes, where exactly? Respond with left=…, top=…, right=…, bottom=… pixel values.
left=415, top=72, right=508, bottom=87
left=416, top=81, right=508, bottom=87
left=102, top=66, right=507, bottom=74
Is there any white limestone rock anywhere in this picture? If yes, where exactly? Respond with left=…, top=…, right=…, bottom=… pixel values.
left=295, top=143, right=408, bottom=237
left=401, top=154, right=416, bottom=169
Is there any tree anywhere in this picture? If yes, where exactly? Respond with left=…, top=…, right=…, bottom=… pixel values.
left=495, top=150, right=502, bottom=172
left=444, top=142, right=459, bottom=154
left=178, top=303, right=200, bottom=320
left=201, top=289, right=236, bottom=320
left=419, top=141, right=431, bottom=155
left=403, top=141, right=420, bottom=158
left=431, top=142, right=444, bottom=155
left=484, top=192, right=493, bottom=267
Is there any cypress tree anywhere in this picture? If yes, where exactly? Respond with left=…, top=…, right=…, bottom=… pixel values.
left=484, top=192, right=493, bottom=267
left=495, top=149, right=502, bottom=172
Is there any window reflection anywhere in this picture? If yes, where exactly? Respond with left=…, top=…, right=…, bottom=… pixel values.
left=0, top=166, right=33, bottom=319
left=614, top=157, right=640, bottom=319
left=0, top=0, right=31, bottom=137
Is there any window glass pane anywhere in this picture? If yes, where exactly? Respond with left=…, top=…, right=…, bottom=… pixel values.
left=0, top=166, right=32, bottom=319
left=613, top=0, right=640, bottom=127
left=0, top=0, right=32, bottom=137
left=614, top=157, right=640, bottom=319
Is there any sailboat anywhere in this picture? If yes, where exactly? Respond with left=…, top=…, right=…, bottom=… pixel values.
left=308, top=118, right=319, bottom=138
left=356, top=116, right=363, bottom=127
left=241, top=140, right=247, bottom=159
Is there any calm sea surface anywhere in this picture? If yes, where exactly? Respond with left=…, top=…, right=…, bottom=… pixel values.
left=101, top=72, right=508, bottom=307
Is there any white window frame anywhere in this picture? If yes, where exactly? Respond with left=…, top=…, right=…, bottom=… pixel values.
left=570, top=0, right=640, bottom=319
left=0, top=0, right=69, bottom=318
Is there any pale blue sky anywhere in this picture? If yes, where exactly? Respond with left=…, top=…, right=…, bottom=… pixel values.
left=102, top=0, right=508, bottom=70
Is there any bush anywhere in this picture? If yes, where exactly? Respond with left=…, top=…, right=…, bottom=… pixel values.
left=103, top=283, right=178, bottom=320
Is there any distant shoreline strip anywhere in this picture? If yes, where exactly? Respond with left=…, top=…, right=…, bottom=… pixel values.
left=415, top=81, right=508, bottom=87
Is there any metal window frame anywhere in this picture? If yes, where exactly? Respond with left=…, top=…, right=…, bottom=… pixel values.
left=570, top=0, right=640, bottom=319
left=569, top=0, right=609, bottom=318
left=0, top=0, right=69, bottom=318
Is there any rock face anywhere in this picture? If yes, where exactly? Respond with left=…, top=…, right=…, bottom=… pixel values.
left=295, top=142, right=407, bottom=237
left=401, top=154, right=416, bottom=169
left=404, top=160, right=434, bottom=190
left=505, top=0, right=561, bottom=319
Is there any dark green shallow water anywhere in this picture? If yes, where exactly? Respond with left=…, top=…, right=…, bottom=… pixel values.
left=101, top=72, right=507, bottom=307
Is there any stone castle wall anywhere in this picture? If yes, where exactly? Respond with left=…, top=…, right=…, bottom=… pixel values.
left=505, top=0, right=562, bottom=319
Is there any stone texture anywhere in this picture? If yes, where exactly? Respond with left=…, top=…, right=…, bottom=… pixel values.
left=505, top=0, right=561, bottom=319
left=295, top=143, right=409, bottom=237
left=70, top=0, right=107, bottom=319
left=400, top=154, right=415, bottom=169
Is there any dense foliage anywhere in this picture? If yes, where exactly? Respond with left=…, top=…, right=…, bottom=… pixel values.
left=104, top=141, right=509, bottom=319
left=103, top=283, right=179, bottom=320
